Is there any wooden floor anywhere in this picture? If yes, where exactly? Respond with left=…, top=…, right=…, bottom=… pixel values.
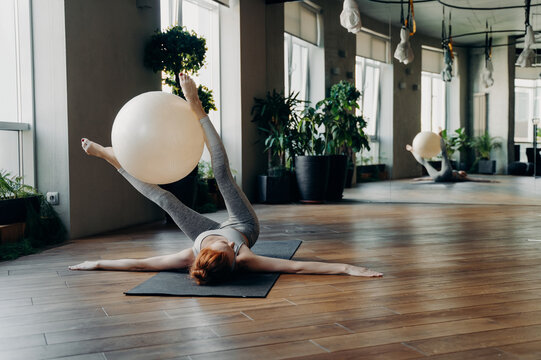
left=1, top=177, right=541, bottom=359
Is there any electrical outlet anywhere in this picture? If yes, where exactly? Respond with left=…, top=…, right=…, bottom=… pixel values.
left=46, top=192, right=59, bottom=205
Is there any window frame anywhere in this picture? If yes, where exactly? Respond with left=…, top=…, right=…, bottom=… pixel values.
left=514, top=78, right=539, bottom=143
left=0, top=0, right=35, bottom=185
left=160, top=0, right=221, bottom=135
left=355, top=56, right=382, bottom=140
left=421, top=71, right=446, bottom=133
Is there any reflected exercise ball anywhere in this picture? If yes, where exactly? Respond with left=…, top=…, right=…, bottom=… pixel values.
left=111, top=91, right=204, bottom=184
left=411, top=131, right=441, bottom=159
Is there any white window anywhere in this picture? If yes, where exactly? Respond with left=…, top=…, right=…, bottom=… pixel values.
left=284, top=1, right=322, bottom=105
left=515, top=78, right=541, bottom=143
left=284, top=33, right=310, bottom=103
left=355, top=57, right=381, bottom=137
left=0, top=0, right=34, bottom=184
left=421, top=72, right=446, bottom=132
left=160, top=0, right=221, bottom=134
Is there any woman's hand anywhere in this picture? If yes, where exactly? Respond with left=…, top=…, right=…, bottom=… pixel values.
left=69, top=261, right=99, bottom=271
left=346, top=265, right=383, bottom=277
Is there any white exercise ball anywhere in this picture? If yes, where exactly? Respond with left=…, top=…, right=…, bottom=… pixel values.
left=411, top=131, right=441, bottom=159
left=111, top=91, right=204, bottom=184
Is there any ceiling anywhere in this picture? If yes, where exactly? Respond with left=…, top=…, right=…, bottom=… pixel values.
left=353, top=0, right=540, bottom=46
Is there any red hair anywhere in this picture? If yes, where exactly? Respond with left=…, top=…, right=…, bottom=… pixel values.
left=189, top=248, right=232, bottom=285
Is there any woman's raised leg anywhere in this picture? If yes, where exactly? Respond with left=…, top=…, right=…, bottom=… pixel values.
left=179, top=74, right=259, bottom=245
left=82, top=138, right=219, bottom=241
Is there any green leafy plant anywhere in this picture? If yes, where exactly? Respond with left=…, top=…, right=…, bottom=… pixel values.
left=0, top=171, right=37, bottom=199
left=440, top=127, right=469, bottom=159
left=469, top=132, right=502, bottom=160
left=251, top=91, right=305, bottom=175
left=144, top=25, right=216, bottom=113
left=293, top=106, right=325, bottom=156
left=197, top=160, right=214, bottom=180
left=0, top=171, right=66, bottom=261
left=316, top=81, right=370, bottom=156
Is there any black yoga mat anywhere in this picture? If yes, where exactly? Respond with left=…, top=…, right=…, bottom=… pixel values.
left=125, top=240, right=302, bottom=298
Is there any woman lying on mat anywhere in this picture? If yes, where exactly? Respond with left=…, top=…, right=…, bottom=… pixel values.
left=406, top=132, right=495, bottom=183
left=69, top=74, right=382, bottom=284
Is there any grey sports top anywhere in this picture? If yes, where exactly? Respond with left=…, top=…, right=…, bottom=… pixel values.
left=192, top=228, right=248, bottom=269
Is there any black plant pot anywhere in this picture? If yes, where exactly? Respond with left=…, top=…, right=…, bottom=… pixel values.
left=478, top=159, right=496, bottom=174
left=294, top=155, right=330, bottom=203
left=257, top=174, right=291, bottom=204
left=326, top=155, right=348, bottom=201
left=0, top=195, right=41, bottom=225
left=345, top=166, right=354, bottom=188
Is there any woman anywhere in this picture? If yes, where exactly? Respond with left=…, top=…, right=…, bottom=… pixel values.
left=69, top=74, right=382, bottom=284
left=406, top=132, right=494, bottom=183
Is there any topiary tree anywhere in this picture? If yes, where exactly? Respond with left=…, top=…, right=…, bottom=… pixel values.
left=144, top=26, right=216, bottom=113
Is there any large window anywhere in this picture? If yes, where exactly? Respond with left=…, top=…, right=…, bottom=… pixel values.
left=284, top=1, right=322, bottom=105
left=355, top=57, right=381, bottom=137
left=421, top=71, right=446, bottom=132
left=284, top=34, right=310, bottom=102
left=160, top=0, right=221, bottom=134
left=0, top=0, right=34, bottom=184
left=354, top=30, right=389, bottom=164
left=515, top=78, right=541, bottom=142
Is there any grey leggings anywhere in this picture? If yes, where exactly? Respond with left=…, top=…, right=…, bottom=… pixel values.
left=118, top=116, right=259, bottom=246
left=412, top=138, right=453, bottom=182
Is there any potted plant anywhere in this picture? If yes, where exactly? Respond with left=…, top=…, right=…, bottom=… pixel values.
left=0, top=171, right=40, bottom=225
left=144, top=25, right=217, bottom=209
left=196, top=160, right=225, bottom=212
left=0, top=171, right=66, bottom=259
left=292, top=106, right=329, bottom=203
left=357, top=150, right=387, bottom=182
left=144, top=26, right=216, bottom=112
left=252, top=90, right=303, bottom=203
left=426, top=128, right=468, bottom=173
left=441, top=127, right=468, bottom=170
left=317, top=81, right=370, bottom=200
left=469, top=132, right=502, bottom=174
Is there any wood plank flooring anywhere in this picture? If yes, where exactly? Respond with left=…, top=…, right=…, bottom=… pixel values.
left=1, top=178, right=541, bottom=359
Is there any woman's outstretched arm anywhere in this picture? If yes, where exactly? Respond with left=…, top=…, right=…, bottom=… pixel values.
left=239, top=254, right=382, bottom=277
left=69, top=248, right=195, bottom=272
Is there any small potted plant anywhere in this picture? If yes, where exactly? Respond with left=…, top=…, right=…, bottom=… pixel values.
left=196, top=160, right=225, bottom=212
left=0, top=171, right=40, bottom=226
left=357, top=148, right=387, bottom=182
left=317, top=81, right=370, bottom=200
left=252, top=90, right=303, bottom=203
left=144, top=26, right=216, bottom=112
left=426, top=128, right=469, bottom=173
left=469, top=132, right=502, bottom=174
left=0, top=171, right=66, bottom=259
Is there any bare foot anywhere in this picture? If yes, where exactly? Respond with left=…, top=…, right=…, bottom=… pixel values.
left=69, top=261, right=99, bottom=271
left=81, top=138, right=121, bottom=169
left=406, top=144, right=413, bottom=152
left=347, top=265, right=383, bottom=278
left=179, top=73, right=207, bottom=120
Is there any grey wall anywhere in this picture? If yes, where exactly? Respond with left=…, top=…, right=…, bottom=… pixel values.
left=390, top=29, right=423, bottom=179
left=33, top=0, right=164, bottom=239
left=33, top=0, right=71, bottom=232
left=321, top=0, right=356, bottom=93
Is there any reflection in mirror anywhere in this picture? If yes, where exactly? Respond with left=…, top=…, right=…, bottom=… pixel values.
left=344, top=0, right=541, bottom=206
